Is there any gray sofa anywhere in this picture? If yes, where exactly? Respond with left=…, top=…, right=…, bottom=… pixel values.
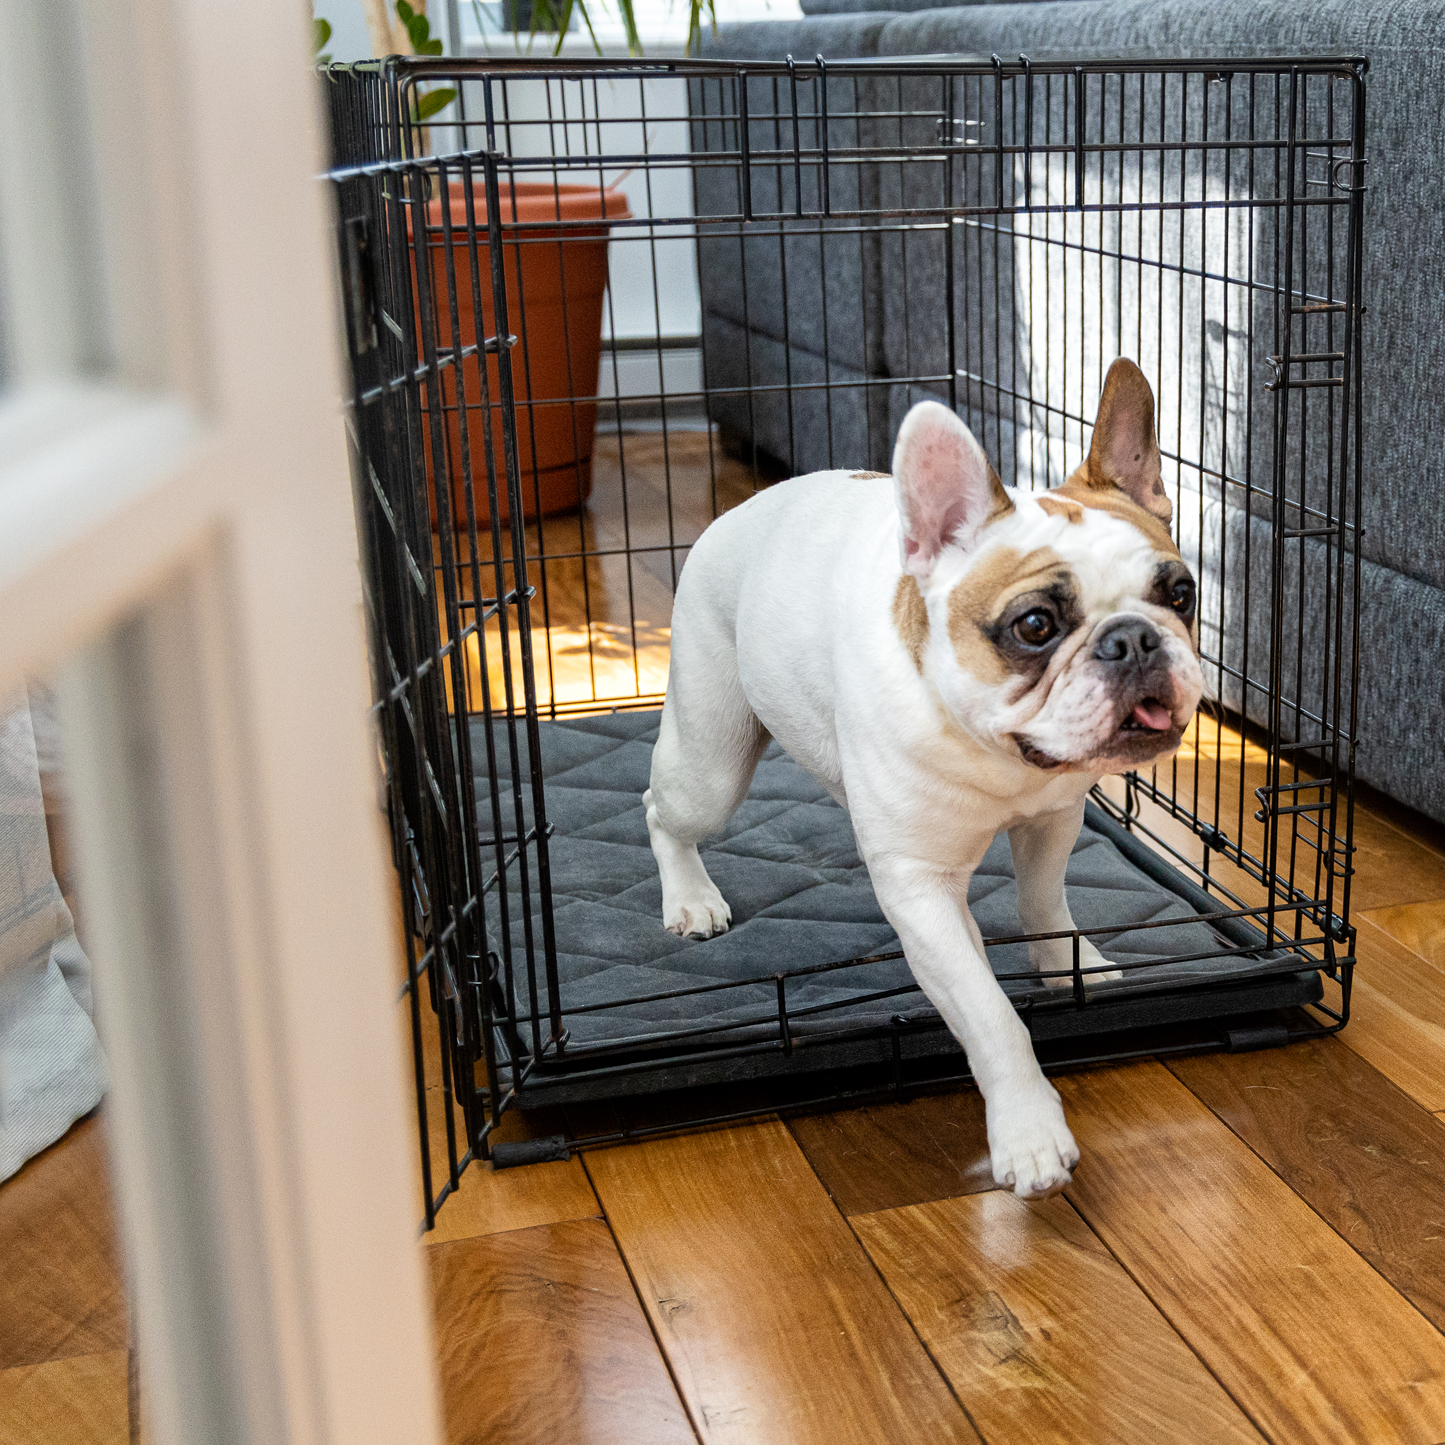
left=695, top=1, right=1445, bottom=824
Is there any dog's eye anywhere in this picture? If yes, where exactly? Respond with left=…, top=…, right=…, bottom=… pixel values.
left=1013, top=609, right=1057, bottom=647
left=1170, top=578, right=1196, bottom=615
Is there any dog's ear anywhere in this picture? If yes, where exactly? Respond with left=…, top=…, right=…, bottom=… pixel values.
left=892, top=400, right=1012, bottom=580
left=1081, top=358, right=1171, bottom=525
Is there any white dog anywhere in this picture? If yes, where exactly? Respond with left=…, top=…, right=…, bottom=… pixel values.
left=645, top=359, right=1203, bottom=1198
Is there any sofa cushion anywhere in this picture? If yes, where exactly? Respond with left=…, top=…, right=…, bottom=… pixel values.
left=696, top=19, right=895, bottom=381
left=1177, top=498, right=1445, bottom=826
left=801, top=0, right=1088, bottom=14
left=701, top=13, right=892, bottom=58
left=701, top=314, right=894, bottom=472
left=875, top=0, right=1445, bottom=594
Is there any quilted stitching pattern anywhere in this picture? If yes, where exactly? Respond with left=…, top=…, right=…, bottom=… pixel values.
left=475, top=712, right=1264, bottom=1051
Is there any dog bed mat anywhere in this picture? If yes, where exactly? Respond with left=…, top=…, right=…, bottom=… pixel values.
left=475, top=711, right=1321, bottom=1099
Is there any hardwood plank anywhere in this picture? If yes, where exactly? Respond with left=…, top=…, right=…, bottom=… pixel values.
left=1169, top=1037, right=1445, bottom=1332
left=1361, top=898, right=1445, bottom=973
left=1347, top=813, right=1445, bottom=913
left=447, top=428, right=779, bottom=713
left=1058, top=1060, right=1445, bottom=1445
left=787, top=1089, right=994, bottom=1216
left=0, top=1351, right=129, bottom=1445
left=416, top=1094, right=600, bottom=1245
left=1338, top=917, right=1445, bottom=1112
left=427, top=1217, right=694, bottom=1445
left=1097, top=727, right=1445, bottom=915
left=397, top=920, right=599, bottom=1242
left=585, top=1118, right=981, bottom=1445
left=0, top=1115, right=127, bottom=1370
left=853, top=1192, right=1263, bottom=1445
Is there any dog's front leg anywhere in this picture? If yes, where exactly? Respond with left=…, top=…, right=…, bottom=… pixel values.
left=869, top=856, right=1079, bottom=1199
left=1010, top=801, right=1123, bottom=988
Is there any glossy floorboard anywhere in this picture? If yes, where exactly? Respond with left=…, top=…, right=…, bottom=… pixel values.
left=853, top=1192, right=1264, bottom=1445
left=584, top=1119, right=980, bottom=1445
left=427, top=1218, right=693, bottom=1445
left=6, top=431, right=1445, bottom=1443
left=1059, top=1064, right=1445, bottom=1445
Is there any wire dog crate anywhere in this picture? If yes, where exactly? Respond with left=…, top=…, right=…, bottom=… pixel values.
left=325, top=52, right=1365, bottom=1224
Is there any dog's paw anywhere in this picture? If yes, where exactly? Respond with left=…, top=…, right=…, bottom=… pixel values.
left=663, top=885, right=732, bottom=939
left=1033, top=936, right=1124, bottom=987
left=986, top=1088, right=1080, bottom=1200
left=1078, top=937, right=1124, bottom=984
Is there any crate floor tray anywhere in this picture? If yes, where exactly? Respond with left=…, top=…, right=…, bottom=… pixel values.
left=480, top=711, right=1321, bottom=1102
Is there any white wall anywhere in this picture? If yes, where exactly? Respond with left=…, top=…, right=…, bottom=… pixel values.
left=314, top=0, right=804, bottom=403
left=314, top=0, right=375, bottom=60
left=453, top=67, right=700, bottom=342
left=313, top=0, right=802, bottom=61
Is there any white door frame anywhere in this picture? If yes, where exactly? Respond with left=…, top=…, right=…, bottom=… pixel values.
left=0, top=1, right=442, bottom=1442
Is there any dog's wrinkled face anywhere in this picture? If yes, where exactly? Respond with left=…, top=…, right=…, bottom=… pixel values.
left=892, top=360, right=1203, bottom=775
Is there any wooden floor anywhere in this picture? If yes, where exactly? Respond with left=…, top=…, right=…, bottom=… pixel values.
left=7, top=429, right=1445, bottom=1443
left=441, top=427, right=779, bottom=715
left=411, top=780, right=1445, bottom=1445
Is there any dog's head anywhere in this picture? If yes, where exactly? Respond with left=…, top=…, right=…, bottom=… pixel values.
left=893, top=359, right=1203, bottom=775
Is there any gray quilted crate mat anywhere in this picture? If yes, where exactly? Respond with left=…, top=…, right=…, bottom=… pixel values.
left=472, top=711, right=1317, bottom=1085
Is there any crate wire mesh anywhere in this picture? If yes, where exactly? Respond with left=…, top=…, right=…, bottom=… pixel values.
left=324, top=53, right=1365, bottom=1222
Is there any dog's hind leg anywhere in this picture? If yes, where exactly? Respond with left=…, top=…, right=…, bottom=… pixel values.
left=645, top=594, right=766, bottom=939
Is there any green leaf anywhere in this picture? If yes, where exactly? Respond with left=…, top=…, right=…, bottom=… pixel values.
left=684, top=0, right=716, bottom=56
left=412, top=86, right=457, bottom=120
left=311, top=16, right=332, bottom=54
left=550, top=0, right=597, bottom=52
left=610, top=0, right=640, bottom=55
left=396, top=0, right=438, bottom=52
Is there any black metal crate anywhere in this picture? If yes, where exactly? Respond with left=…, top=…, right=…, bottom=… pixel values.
left=324, top=53, right=1364, bottom=1225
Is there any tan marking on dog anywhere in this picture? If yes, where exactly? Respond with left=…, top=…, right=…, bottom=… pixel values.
left=986, top=461, right=1014, bottom=523
left=945, top=546, right=1068, bottom=683
left=1055, top=475, right=1180, bottom=559
left=852, top=470, right=892, bottom=480
left=892, top=574, right=929, bottom=671
left=1036, top=494, right=1084, bottom=524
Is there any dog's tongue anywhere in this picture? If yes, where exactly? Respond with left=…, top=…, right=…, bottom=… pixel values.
left=1131, top=700, right=1173, bottom=732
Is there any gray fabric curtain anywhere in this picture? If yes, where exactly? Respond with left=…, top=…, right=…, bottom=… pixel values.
left=0, top=685, right=106, bottom=1181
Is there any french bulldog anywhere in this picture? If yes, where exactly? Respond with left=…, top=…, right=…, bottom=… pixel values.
left=644, top=359, right=1203, bottom=1199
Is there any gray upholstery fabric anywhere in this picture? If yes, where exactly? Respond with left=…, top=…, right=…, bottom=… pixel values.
left=1180, top=501, right=1445, bottom=819
left=802, top=0, right=1083, bottom=14
left=483, top=712, right=1306, bottom=1077
left=698, top=16, right=891, bottom=66
left=691, top=67, right=887, bottom=373
left=875, top=0, right=1445, bottom=592
left=703, top=315, right=894, bottom=473
left=695, top=18, right=894, bottom=466
left=694, top=2, right=1445, bottom=820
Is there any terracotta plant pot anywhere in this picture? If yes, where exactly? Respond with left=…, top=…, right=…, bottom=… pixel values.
left=414, top=179, right=631, bottom=530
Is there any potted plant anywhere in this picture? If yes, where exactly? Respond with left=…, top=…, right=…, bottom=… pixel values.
left=331, top=0, right=713, bottom=526
left=417, top=177, right=633, bottom=528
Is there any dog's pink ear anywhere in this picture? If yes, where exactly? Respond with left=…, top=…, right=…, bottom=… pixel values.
left=1081, top=359, right=1170, bottom=524
left=892, top=400, right=1012, bottom=580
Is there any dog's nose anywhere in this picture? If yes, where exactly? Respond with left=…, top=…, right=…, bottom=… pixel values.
left=1093, top=616, right=1162, bottom=667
